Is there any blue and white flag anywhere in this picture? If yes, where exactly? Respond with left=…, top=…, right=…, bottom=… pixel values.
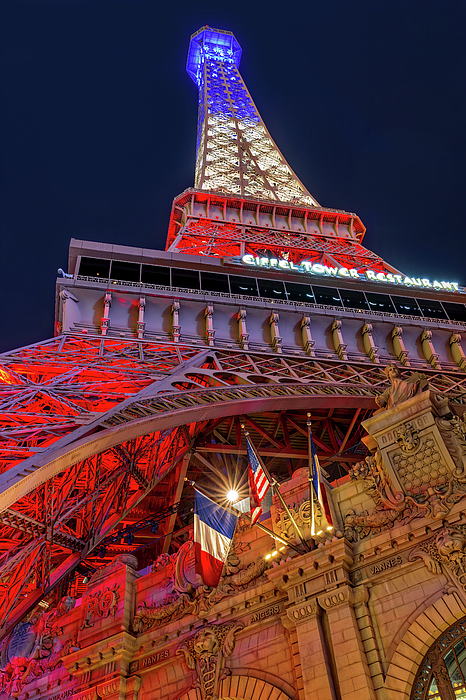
left=194, top=490, right=237, bottom=587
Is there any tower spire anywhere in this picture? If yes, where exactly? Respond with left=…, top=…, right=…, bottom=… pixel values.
left=187, top=26, right=319, bottom=206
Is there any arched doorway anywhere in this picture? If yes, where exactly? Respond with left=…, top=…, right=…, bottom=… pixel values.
left=412, top=616, right=466, bottom=700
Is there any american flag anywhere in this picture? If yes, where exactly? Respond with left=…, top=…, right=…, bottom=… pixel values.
left=246, top=437, right=270, bottom=524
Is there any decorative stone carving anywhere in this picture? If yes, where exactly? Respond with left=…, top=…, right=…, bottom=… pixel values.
left=391, top=326, right=409, bottom=365
left=237, top=308, right=249, bottom=350
left=375, top=364, right=425, bottom=410
left=286, top=599, right=320, bottom=625
left=345, top=414, right=466, bottom=541
left=0, top=596, right=76, bottom=696
left=80, top=583, right=120, bottom=629
left=331, top=319, right=347, bottom=361
left=269, top=312, right=282, bottom=353
left=362, top=323, right=379, bottom=363
left=176, top=621, right=244, bottom=700
left=205, top=305, right=215, bottom=346
left=171, top=301, right=181, bottom=342
left=101, top=292, right=112, bottom=336
left=449, top=333, right=466, bottom=371
left=137, top=296, right=146, bottom=339
left=274, top=496, right=325, bottom=540
left=410, top=526, right=466, bottom=596
left=133, top=535, right=267, bottom=634
left=395, top=422, right=420, bottom=452
left=421, top=329, right=441, bottom=369
left=300, top=316, right=315, bottom=357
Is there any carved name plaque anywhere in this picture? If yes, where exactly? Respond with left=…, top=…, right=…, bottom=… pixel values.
left=351, top=555, right=404, bottom=583
left=370, top=555, right=403, bottom=576
left=129, top=649, right=169, bottom=673
left=49, top=691, right=74, bottom=700
left=250, top=604, right=281, bottom=623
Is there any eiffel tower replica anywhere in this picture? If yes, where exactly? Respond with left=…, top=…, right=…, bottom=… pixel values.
left=0, top=25, right=465, bottom=641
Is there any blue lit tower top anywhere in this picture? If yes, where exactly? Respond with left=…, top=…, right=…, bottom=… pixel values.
left=187, top=27, right=319, bottom=206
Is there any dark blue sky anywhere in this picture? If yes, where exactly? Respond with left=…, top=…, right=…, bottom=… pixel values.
left=2, top=0, right=466, bottom=351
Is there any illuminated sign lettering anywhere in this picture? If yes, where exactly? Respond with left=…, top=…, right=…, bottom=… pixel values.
left=241, top=255, right=460, bottom=292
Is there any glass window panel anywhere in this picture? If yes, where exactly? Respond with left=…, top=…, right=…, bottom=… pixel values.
left=285, top=282, right=316, bottom=303
left=171, top=268, right=200, bottom=290
left=229, top=275, right=259, bottom=296
left=141, top=265, right=170, bottom=286
left=445, top=649, right=463, bottom=684
left=111, top=260, right=141, bottom=282
left=201, top=271, right=230, bottom=293
left=454, top=639, right=466, bottom=682
left=257, top=278, right=286, bottom=299
left=365, top=292, right=396, bottom=313
left=417, top=297, right=448, bottom=320
left=312, top=286, right=343, bottom=307
left=339, top=288, right=369, bottom=311
left=427, top=677, right=439, bottom=697
left=79, top=257, right=110, bottom=278
left=441, top=301, right=466, bottom=323
left=391, top=295, right=423, bottom=316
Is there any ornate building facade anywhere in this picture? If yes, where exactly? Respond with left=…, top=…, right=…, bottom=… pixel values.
left=1, top=25, right=466, bottom=700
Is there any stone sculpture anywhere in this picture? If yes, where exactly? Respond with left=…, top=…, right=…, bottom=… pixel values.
left=133, top=533, right=267, bottom=634
left=176, top=621, right=244, bottom=700
left=375, top=364, right=425, bottom=410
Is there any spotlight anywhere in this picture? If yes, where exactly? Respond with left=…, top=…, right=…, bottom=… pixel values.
left=226, top=490, right=239, bottom=503
left=98, top=547, right=106, bottom=558
left=150, top=520, right=159, bottom=534
left=126, top=533, right=134, bottom=545
left=326, top=526, right=334, bottom=531
left=83, top=576, right=89, bottom=585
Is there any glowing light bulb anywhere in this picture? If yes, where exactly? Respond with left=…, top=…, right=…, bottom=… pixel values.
left=227, top=490, right=239, bottom=503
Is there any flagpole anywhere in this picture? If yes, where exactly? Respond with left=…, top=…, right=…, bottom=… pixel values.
left=241, top=425, right=311, bottom=553
left=307, top=413, right=318, bottom=537
left=307, top=413, right=334, bottom=536
left=185, top=479, right=304, bottom=555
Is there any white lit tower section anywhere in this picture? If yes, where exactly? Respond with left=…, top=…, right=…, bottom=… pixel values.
left=187, top=26, right=319, bottom=206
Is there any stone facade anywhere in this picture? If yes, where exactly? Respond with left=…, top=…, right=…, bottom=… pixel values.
left=3, top=388, right=466, bottom=700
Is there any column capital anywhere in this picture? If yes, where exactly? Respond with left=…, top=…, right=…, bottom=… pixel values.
left=284, top=597, right=322, bottom=628
left=318, top=584, right=369, bottom=611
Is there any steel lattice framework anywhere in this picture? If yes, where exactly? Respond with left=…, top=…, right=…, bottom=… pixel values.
left=2, top=334, right=466, bottom=639
left=169, top=217, right=395, bottom=273
left=187, top=27, right=318, bottom=206
left=0, top=24, right=463, bottom=649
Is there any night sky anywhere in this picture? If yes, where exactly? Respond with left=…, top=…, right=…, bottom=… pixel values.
left=2, top=0, right=466, bottom=352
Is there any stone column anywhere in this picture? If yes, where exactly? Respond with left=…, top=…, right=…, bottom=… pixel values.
left=318, top=585, right=377, bottom=700
left=283, top=598, right=337, bottom=700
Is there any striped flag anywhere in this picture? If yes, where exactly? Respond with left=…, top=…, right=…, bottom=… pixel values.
left=308, top=419, right=333, bottom=535
left=194, top=490, right=237, bottom=588
left=247, top=436, right=271, bottom=524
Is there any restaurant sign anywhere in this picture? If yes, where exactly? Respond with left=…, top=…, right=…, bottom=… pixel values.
left=241, top=255, right=461, bottom=292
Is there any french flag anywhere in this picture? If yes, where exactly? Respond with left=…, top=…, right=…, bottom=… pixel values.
left=194, top=490, right=237, bottom=588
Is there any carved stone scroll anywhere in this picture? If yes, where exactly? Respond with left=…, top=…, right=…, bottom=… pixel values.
left=391, top=326, right=410, bottom=366
left=421, top=329, right=441, bottom=369
left=362, top=323, right=379, bottom=363
left=300, top=316, right=315, bottom=357
left=205, top=305, right=215, bottom=347
left=331, top=319, right=347, bottom=361
left=449, top=333, right=466, bottom=371
left=137, top=297, right=146, bottom=339
left=269, top=312, right=282, bottom=354
left=101, top=292, right=112, bottom=336
left=237, top=308, right=249, bottom=350
left=171, top=301, right=181, bottom=343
